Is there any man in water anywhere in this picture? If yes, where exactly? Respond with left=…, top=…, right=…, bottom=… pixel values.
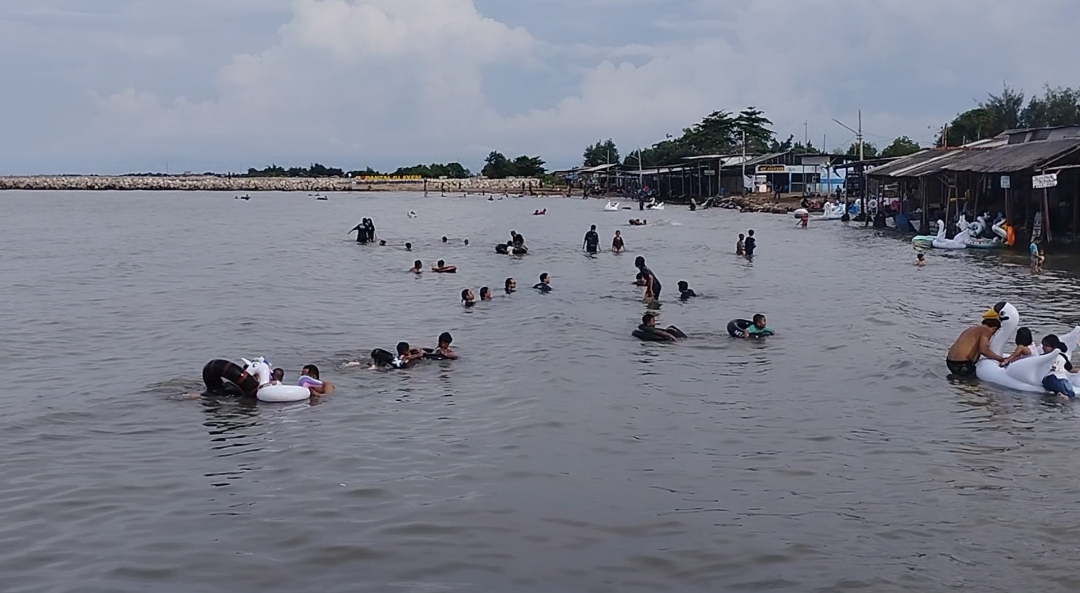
left=638, top=312, right=682, bottom=341
left=512, top=231, right=525, bottom=249
left=612, top=230, right=624, bottom=253
left=634, top=256, right=662, bottom=301
left=583, top=224, right=600, bottom=254
left=350, top=220, right=369, bottom=244
left=505, top=277, right=516, bottom=294
left=410, top=260, right=423, bottom=275
left=744, top=230, right=757, bottom=257
left=677, top=280, right=697, bottom=301
left=534, top=273, right=552, bottom=293
left=946, top=307, right=1006, bottom=376
left=728, top=314, right=774, bottom=338
left=299, top=364, right=335, bottom=395
left=461, top=288, right=476, bottom=307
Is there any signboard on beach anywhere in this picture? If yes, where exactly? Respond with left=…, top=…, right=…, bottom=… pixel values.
left=757, top=165, right=812, bottom=174
left=356, top=175, right=423, bottom=182
left=1033, top=173, right=1058, bottom=189
left=1000, top=175, right=1010, bottom=189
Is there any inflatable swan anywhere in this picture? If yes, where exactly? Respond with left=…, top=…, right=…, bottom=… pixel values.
left=814, top=201, right=846, bottom=220
left=645, top=201, right=665, bottom=210
left=959, top=214, right=1000, bottom=249
left=914, top=219, right=969, bottom=249
left=976, top=302, right=1080, bottom=393
left=604, top=201, right=620, bottom=211
left=245, top=357, right=313, bottom=402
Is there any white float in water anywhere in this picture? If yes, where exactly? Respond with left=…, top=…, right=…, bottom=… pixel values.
left=975, top=303, right=1080, bottom=393
left=243, top=357, right=312, bottom=402
left=604, top=201, right=620, bottom=211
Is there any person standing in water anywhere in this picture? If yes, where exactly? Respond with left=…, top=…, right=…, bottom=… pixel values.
left=736, top=233, right=745, bottom=255
left=634, top=256, right=662, bottom=302
left=945, top=306, right=1006, bottom=376
left=583, top=224, right=600, bottom=254
left=612, top=230, right=624, bottom=253
left=744, top=230, right=757, bottom=257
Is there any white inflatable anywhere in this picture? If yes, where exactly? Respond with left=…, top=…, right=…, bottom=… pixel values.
left=931, top=219, right=970, bottom=250
left=604, top=201, right=620, bottom=211
left=991, top=217, right=1008, bottom=240
left=645, top=200, right=665, bottom=210
left=814, top=201, right=847, bottom=220
left=792, top=208, right=809, bottom=219
left=408, top=211, right=417, bottom=218
left=958, top=214, right=1000, bottom=249
left=243, top=357, right=312, bottom=402
left=975, top=302, right=1080, bottom=393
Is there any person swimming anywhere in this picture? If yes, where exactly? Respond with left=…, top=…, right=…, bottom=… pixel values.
left=677, top=280, right=697, bottom=301
left=442, top=236, right=448, bottom=243
left=410, top=260, right=423, bottom=274
left=505, top=277, right=516, bottom=294
left=635, top=312, right=686, bottom=341
left=299, top=364, right=334, bottom=395
left=405, top=242, right=413, bottom=251
left=461, top=288, right=476, bottom=307
left=727, top=314, right=774, bottom=338
left=534, top=273, right=552, bottom=293
left=271, top=368, right=285, bottom=384
left=432, top=260, right=457, bottom=273
left=479, top=287, right=492, bottom=301
left=425, top=331, right=459, bottom=360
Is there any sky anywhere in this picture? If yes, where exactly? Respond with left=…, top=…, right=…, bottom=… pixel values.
left=2, top=0, right=1079, bottom=175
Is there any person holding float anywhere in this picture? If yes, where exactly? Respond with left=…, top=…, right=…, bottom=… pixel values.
left=946, top=306, right=1006, bottom=376
left=727, top=315, right=773, bottom=339
left=632, top=312, right=686, bottom=342
left=969, top=302, right=1080, bottom=392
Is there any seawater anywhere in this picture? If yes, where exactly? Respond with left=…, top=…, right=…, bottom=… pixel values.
left=2, top=191, right=1080, bottom=592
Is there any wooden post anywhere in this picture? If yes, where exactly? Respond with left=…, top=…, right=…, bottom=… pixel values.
left=1041, top=169, right=1053, bottom=244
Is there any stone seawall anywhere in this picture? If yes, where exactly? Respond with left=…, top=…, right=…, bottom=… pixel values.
left=0, top=175, right=548, bottom=193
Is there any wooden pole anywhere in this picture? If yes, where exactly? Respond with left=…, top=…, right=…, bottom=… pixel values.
left=1042, top=168, right=1053, bottom=244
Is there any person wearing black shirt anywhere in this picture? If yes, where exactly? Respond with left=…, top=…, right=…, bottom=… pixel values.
left=744, top=229, right=757, bottom=257
left=634, top=256, right=662, bottom=301
left=533, top=272, right=552, bottom=293
left=583, top=225, right=600, bottom=254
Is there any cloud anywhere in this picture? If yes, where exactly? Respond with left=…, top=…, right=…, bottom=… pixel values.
left=13, top=0, right=1080, bottom=173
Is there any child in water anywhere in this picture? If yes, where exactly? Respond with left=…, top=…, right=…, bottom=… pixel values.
left=432, top=332, right=459, bottom=360
left=736, top=233, right=745, bottom=255
left=915, top=253, right=926, bottom=266
left=299, top=364, right=335, bottom=395
left=677, top=280, right=697, bottom=301
left=999, top=327, right=1034, bottom=367
left=479, top=287, right=492, bottom=301
left=1040, top=334, right=1077, bottom=398
left=461, top=288, right=475, bottom=307
left=410, top=260, right=423, bottom=274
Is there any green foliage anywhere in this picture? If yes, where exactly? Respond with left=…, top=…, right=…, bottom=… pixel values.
left=245, top=163, right=344, bottom=177
left=940, top=84, right=1080, bottom=146
left=880, top=136, right=921, bottom=158
left=583, top=139, right=620, bottom=167
left=623, top=106, right=776, bottom=168
left=1021, top=85, right=1080, bottom=128
left=481, top=151, right=546, bottom=178
left=390, top=162, right=471, bottom=178
left=846, top=142, right=879, bottom=158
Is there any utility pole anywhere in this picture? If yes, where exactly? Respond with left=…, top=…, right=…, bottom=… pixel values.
left=741, top=129, right=747, bottom=195
left=803, top=121, right=808, bottom=195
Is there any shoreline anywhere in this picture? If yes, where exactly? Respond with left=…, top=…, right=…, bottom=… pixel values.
left=0, top=175, right=549, bottom=193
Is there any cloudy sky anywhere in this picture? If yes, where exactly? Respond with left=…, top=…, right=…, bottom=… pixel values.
left=2, top=0, right=1078, bottom=174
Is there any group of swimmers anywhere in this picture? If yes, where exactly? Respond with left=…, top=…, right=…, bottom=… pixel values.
left=946, top=306, right=1077, bottom=398
left=370, top=332, right=460, bottom=369
left=267, top=364, right=336, bottom=396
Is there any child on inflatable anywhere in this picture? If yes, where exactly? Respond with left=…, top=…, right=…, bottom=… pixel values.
left=634, top=312, right=686, bottom=342
left=1040, top=334, right=1078, bottom=399
left=999, top=327, right=1034, bottom=367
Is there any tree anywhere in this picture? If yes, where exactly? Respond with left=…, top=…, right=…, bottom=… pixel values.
left=734, top=107, right=775, bottom=153
left=1021, top=85, right=1080, bottom=128
left=511, top=155, right=546, bottom=177
left=481, top=151, right=514, bottom=178
left=943, top=84, right=1025, bottom=146
left=682, top=110, right=738, bottom=153
left=846, top=142, right=878, bottom=159
left=880, top=136, right=921, bottom=158
left=583, top=139, right=620, bottom=167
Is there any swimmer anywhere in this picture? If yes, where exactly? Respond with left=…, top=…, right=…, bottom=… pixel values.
left=442, top=236, right=448, bottom=243
left=271, top=367, right=285, bottom=385
left=728, top=314, right=774, bottom=339
left=464, top=239, right=469, bottom=246
left=612, top=230, right=624, bottom=253
left=505, top=277, right=516, bottom=294
left=583, top=224, right=600, bottom=254
left=999, top=327, right=1034, bottom=367
left=432, top=260, right=457, bottom=273
left=379, top=240, right=386, bottom=246
left=744, top=230, right=757, bottom=257
left=633, top=272, right=647, bottom=287
left=945, top=307, right=1006, bottom=376
left=410, top=260, right=423, bottom=275
left=915, top=253, right=925, bottom=266
left=637, top=312, right=685, bottom=341
left=736, top=233, right=745, bottom=255
left=479, top=287, right=492, bottom=301
left=397, top=341, right=423, bottom=365
left=634, top=255, right=662, bottom=302
left=433, top=331, right=459, bottom=360
left=461, top=288, right=476, bottom=307
left=534, top=273, right=552, bottom=293
left=1041, top=334, right=1077, bottom=398
left=405, top=242, right=412, bottom=251
left=299, top=364, right=335, bottom=396
left=677, top=280, right=697, bottom=301
left=511, top=231, right=525, bottom=248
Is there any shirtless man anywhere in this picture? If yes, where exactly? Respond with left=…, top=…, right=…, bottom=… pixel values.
left=946, top=306, right=1007, bottom=376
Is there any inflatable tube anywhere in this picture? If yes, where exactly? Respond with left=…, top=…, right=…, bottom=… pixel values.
left=242, top=357, right=312, bottom=402
left=202, top=359, right=259, bottom=398
left=604, top=201, right=620, bottom=211
left=422, top=348, right=450, bottom=361
left=433, top=266, right=457, bottom=273
left=727, top=319, right=773, bottom=338
left=975, top=302, right=1080, bottom=393
left=371, top=348, right=412, bottom=369
left=632, top=326, right=685, bottom=342
left=814, top=202, right=847, bottom=221
left=495, top=244, right=509, bottom=254
left=511, top=247, right=528, bottom=255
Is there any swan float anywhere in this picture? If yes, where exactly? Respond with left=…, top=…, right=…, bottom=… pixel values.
left=245, top=357, right=313, bottom=402
left=645, top=200, right=665, bottom=210
left=792, top=208, right=809, bottom=219
left=975, top=302, right=1080, bottom=393
left=814, top=201, right=847, bottom=220
left=958, top=214, right=1000, bottom=249
left=604, top=201, right=620, bottom=211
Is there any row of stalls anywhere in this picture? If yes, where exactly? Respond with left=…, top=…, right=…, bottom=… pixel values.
left=554, top=151, right=856, bottom=200
left=865, top=126, right=1080, bottom=248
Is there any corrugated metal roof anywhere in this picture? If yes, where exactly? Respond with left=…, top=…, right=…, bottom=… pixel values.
left=739, top=151, right=791, bottom=167
left=866, top=149, right=960, bottom=178
left=943, top=139, right=1080, bottom=173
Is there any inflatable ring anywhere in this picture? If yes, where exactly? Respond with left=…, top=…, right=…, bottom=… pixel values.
left=727, top=319, right=773, bottom=338
left=433, top=266, right=457, bottom=273
left=632, top=326, right=686, bottom=342
left=422, top=348, right=450, bottom=361
left=202, top=359, right=259, bottom=397
left=512, top=247, right=528, bottom=255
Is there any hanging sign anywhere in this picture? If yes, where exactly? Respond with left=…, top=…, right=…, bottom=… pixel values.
left=1000, top=175, right=1010, bottom=189
left=1033, top=173, right=1058, bottom=189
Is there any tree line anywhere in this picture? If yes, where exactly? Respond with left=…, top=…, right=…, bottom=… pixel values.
left=243, top=162, right=472, bottom=179
left=942, top=84, right=1080, bottom=147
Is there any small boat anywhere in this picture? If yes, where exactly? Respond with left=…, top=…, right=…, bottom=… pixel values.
left=604, top=201, right=620, bottom=211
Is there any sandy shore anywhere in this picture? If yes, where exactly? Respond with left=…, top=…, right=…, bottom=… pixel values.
left=0, top=175, right=548, bottom=193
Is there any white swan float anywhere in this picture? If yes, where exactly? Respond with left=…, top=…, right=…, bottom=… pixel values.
left=975, top=302, right=1080, bottom=393
left=814, top=201, right=847, bottom=220
left=604, top=201, right=620, bottom=211
left=645, top=200, right=665, bottom=210
left=958, top=214, right=1000, bottom=249
left=244, top=357, right=313, bottom=402
left=792, top=208, right=809, bottom=219
left=930, top=219, right=970, bottom=249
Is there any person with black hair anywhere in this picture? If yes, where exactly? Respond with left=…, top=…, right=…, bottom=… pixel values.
left=946, top=307, right=1006, bottom=376
left=534, top=273, right=552, bottom=293
left=299, top=364, right=334, bottom=395
left=1040, top=334, right=1078, bottom=398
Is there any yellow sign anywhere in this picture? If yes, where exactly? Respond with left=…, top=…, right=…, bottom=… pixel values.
left=356, top=175, right=423, bottom=182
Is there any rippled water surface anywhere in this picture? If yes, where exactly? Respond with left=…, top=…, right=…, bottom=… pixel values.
left=3, top=191, right=1080, bottom=592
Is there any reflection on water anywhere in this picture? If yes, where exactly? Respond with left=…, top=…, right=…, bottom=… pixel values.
left=1, top=191, right=1080, bottom=592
